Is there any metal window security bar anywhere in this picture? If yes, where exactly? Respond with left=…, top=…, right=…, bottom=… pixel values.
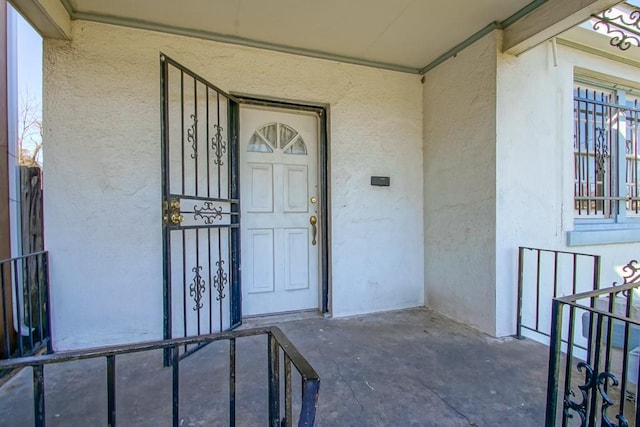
left=574, top=86, right=640, bottom=218
left=517, top=247, right=600, bottom=342
left=161, top=54, right=241, bottom=362
left=545, top=260, right=640, bottom=426
left=0, top=251, right=51, bottom=362
left=0, top=326, right=320, bottom=427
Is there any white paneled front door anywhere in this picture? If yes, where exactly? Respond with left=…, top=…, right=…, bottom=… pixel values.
left=240, top=106, right=320, bottom=316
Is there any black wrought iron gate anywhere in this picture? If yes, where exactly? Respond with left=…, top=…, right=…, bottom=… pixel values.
left=160, top=55, right=241, bottom=360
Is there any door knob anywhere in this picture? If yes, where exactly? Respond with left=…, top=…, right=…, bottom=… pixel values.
left=310, top=216, right=317, bottom=246
left=170, top=213, right=184, bottom=225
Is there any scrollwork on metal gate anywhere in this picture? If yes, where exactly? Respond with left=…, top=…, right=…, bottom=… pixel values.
left=592, top=8, right=640, bottom=51
left=188, top=114, right=198, bottom=159
left=190, top=266, right=206, bottom=311
left=612, top=260, right=640, bottom=296
left=214, top=260, right=227, bottom=302
left=595, top=127, right=609, bottom=176
left=620, top=260, right=640, bottom=285
left=564, top=362, right=628, bottom=427
left=193, top=201, right=223, bottom=224
left=212, top=124, right=226, bottom=165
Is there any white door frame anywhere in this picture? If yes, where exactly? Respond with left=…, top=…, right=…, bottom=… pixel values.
left=235, top=95, right=330, bottom=316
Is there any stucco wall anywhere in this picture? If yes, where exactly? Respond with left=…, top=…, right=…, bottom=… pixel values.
left=423, top=33, right=499, bottom=335
left=495, top=42, right=640, bottom=337
left=43, top=21, right=424, bottom=350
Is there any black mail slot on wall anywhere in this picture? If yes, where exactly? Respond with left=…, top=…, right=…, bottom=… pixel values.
left=371, top=176, right=390, bottom=186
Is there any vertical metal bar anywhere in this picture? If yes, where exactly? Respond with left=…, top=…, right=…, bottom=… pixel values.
left=545, top=299, right=563, bottom=427
left=206, top=88, right=211, bottom=198
left=218, top=228, right=223, bottom=332
left=619, top=292, right=632, bottom=416
left=229, top=99, right=242, bottom=328
left=576, top=92, right=582, bottom=215
left=552, top=251, right=559, bottom=298
left=216, top=92, right=221, bottom=197
left=1, top=262, right=10, bottom=357
left=572, top=253, right=578, bottom=294
left=195, top=229, right=201, bottom=336
left=43, top=253, right=51, bottom=354
left=25, top=256, right=34, bottom=351
left=160, top=55, right=173, bottom=367
left=585, top=89, right=591, bottom=215
left=603, top=297, right=615, bottom=396
left=193, top=79, right=198, bottom=196
left=588, top=313, right=605, bottom=426
left=182, top=228, right=187, bottom=346
left=561, top=305, right=576, bottom=427
left=631, top=99, right=640, bottom=213
left=172, top=346, right=180, bottom=427
left=614, top=92, right=625, bottom=219
left=299, top=379, right=320, bottom=427
left=13, top=259, right=23, bottom=356
left=284, top=354, right=292, bottom=427
left=208, top=228, right=213, bottom=334
left=594, top=255, right=601, bottom=291
left=191, top=77, right=200, bottom=339
left=535, top=249, right=541, bottom=331
left=516, top=247, right=524, bottom=339
left=181, top=69, right=187, bottom=348
left=229, top=337, right=236, bottom=427
left=36, top=254, right=43, bottom=346
left=206, top=87, right=213, bottom=335
left=319, top=108, right=329, bottom=314
left=268, top=333, right=280, bottom=427
left=181, top=70, right=185, bottom=196
left=107, top=355, right=116, bottom=427
left=33, top=365, right=45, bottom=427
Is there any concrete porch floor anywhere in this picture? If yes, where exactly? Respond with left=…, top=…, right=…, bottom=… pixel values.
left=0, top=307, right=550, bottom=426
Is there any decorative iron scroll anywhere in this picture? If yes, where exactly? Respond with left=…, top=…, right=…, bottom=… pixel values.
left=193, top=201, right=223, bottom=224
left=214, top=260, right=228, bottom=301
left=620, top=260, right=640, bottom=285
left=188, top=114, right=198, bottom=159
left=592, top=7, right=640, bottom=51
left=189, top=266, right=206, bottom=311
left=595, top=127, right=609, bottom=176
left=612, top=260, right=640, bottom=296
left=564, top=362, right=628, bottom=427
left=212, top=124, right=226, bottom=165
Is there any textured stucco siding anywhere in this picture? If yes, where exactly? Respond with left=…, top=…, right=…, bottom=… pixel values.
left=423, top=32, right=499, bottom=335
left=43, top=21, right=424, bottom=349
left=495, top=42, right=640, bottom=337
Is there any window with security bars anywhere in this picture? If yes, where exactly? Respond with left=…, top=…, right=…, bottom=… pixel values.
left=574, top=84, right=640, bottom=221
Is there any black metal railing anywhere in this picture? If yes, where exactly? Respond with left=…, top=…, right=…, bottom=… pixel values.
left=545, top=260, right=640, bottom=426
left=517, top=247, right=601, bottom=341
left=0, top=326, right=320, bottom=427
left=0, top=251, right=51, bottom=361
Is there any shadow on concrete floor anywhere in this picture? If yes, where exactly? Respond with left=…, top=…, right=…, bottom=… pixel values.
left=0, top=307, right=549, bottom=426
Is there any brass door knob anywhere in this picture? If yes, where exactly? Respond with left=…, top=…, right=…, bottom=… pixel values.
left=170, top=213, right=184, bottom=225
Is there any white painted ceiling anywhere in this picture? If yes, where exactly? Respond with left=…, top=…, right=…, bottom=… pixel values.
left=65, top=0, right=533, bottom=72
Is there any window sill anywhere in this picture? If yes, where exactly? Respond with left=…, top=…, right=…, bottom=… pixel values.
left=567, top=228, right=640, bottom=246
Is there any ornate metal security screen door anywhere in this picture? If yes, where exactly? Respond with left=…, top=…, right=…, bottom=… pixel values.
left=160, top=55, right=241, bottom=359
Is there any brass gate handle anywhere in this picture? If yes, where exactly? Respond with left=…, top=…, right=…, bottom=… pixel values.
left=310, top=216, right=317, bottom=246
left=164, top=199, right=184, bottom=226
left=170, top=213, right=184, bottom=225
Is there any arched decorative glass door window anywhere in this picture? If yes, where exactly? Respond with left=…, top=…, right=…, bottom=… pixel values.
left=247, top=122, right=307, bottom=155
